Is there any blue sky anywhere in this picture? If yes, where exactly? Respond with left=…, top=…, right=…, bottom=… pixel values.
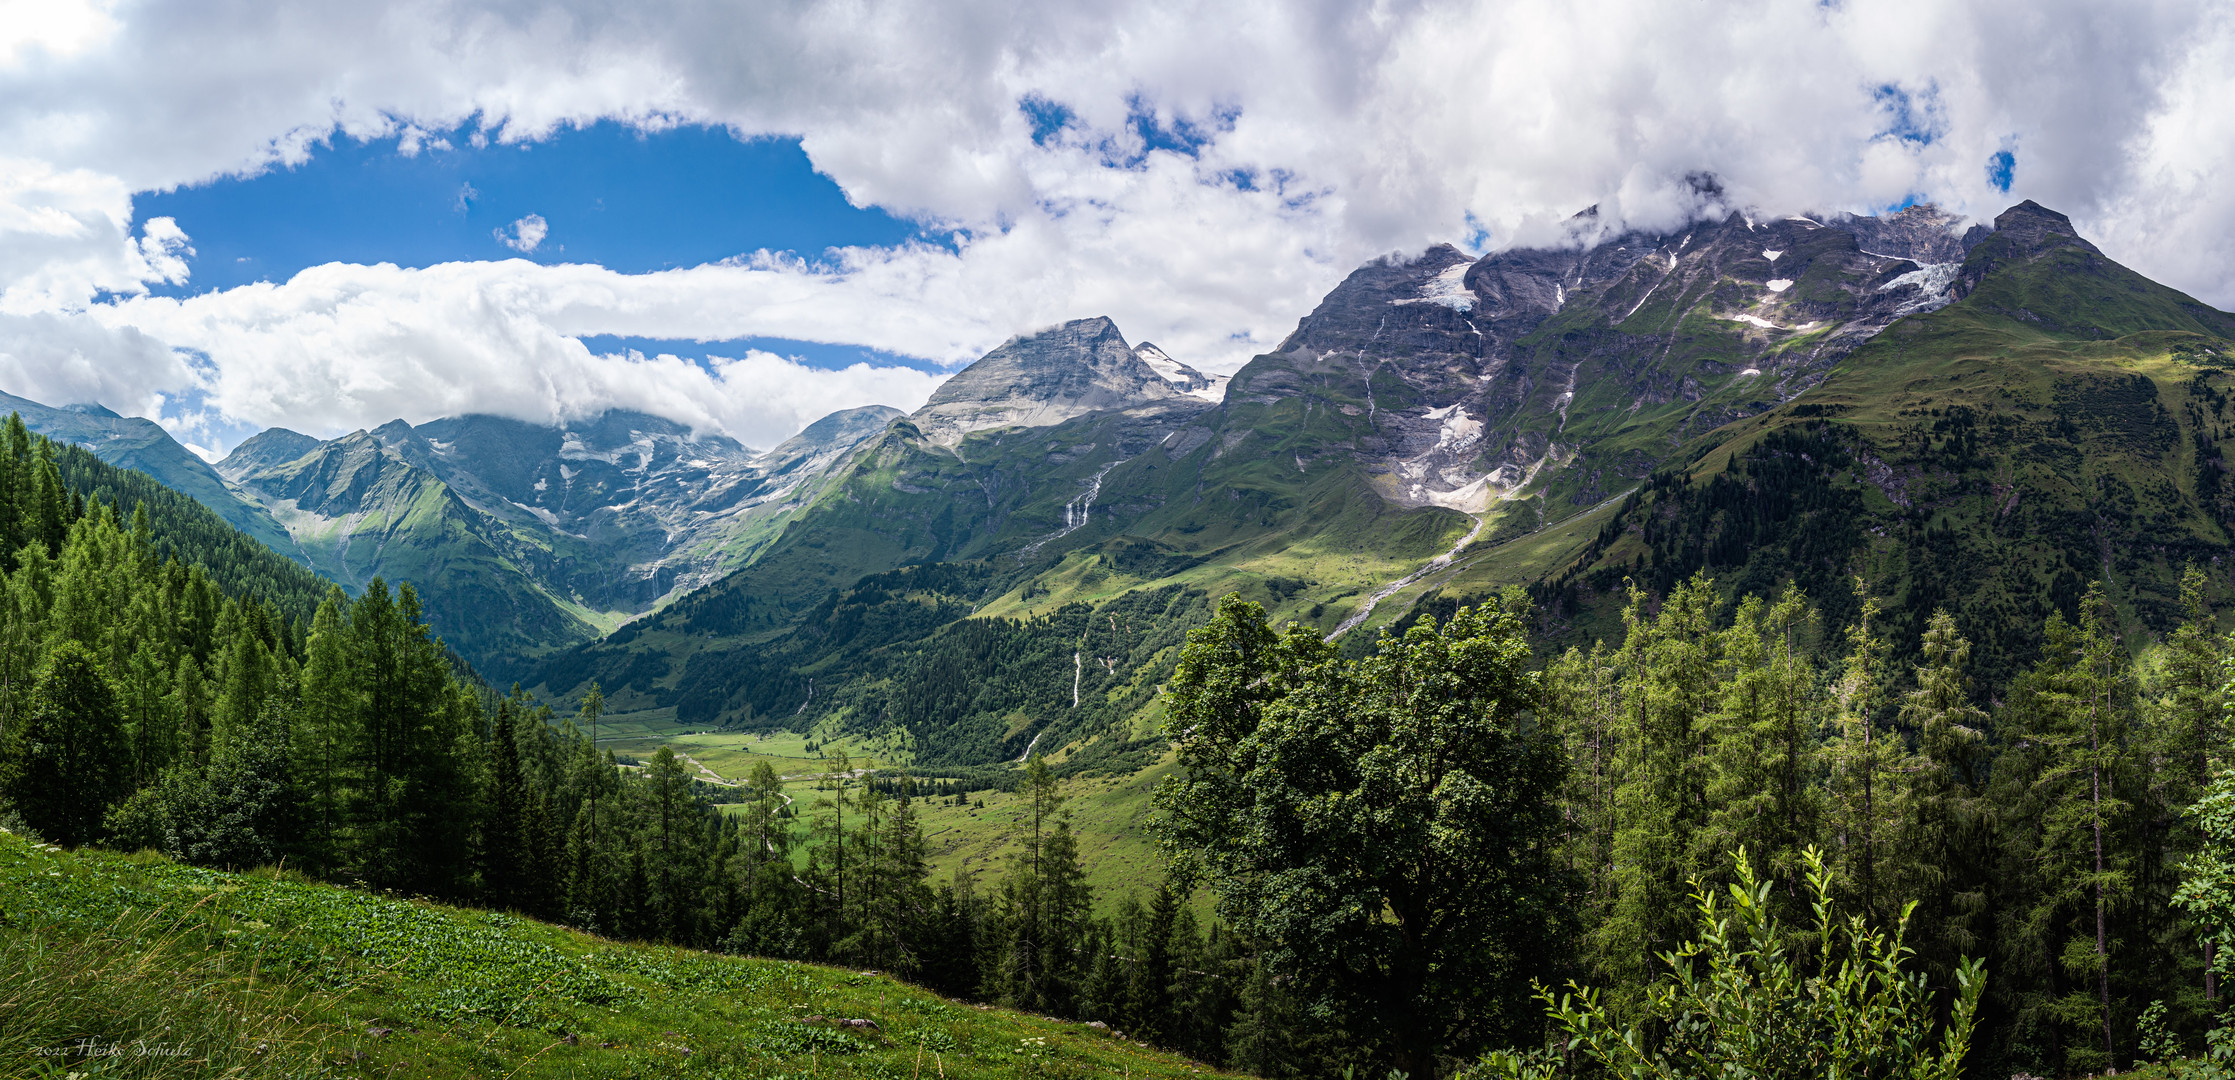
left=133, top=122, right=941, bottom=372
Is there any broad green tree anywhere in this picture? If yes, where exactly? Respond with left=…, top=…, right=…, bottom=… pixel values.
left=1157, top=589, right=1567, bottom=1078
left=3, top=640, right=129, bottom=845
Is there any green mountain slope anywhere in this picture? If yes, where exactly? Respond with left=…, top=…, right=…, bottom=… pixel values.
left=1394, top=201, right=2235, bottom=693
left=216, top=406, right=904, bottom=680
left=0, top=389, right=301, bottom=557
left=230, top=427, right=599, bottom=670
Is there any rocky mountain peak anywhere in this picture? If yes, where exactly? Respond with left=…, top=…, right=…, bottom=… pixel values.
left=911, top=316, right=1198, bottom=445
left=215, top=427, right=321, bottom=482
left=756, top=405, right=904, bottom=473
left=1952, top=200, right=2104, bottom=301
left=1986, top=199, right=2098, bottom=258
left=1132, top=342, right=1228, bottom=402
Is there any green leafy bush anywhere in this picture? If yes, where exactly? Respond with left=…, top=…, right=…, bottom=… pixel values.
left=1477, top=847, right=1985, bottom=1080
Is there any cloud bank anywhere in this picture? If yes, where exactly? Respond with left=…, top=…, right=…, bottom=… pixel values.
left=0, top=0, right=2231, bottom=450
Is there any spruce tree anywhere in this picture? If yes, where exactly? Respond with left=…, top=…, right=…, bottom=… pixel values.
left=1819, top=582, right=1905, bottom=923
left=1991, top=587, right=2135, bottom=1071
left=1599, top=574, right=1721, bottom=990
left=3, top=639, right=129, bottom=845
left=1892, top=609, right=1994, bottom=983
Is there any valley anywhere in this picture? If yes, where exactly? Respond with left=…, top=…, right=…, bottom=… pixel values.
left=12, top=195, right=2235, bottom=1078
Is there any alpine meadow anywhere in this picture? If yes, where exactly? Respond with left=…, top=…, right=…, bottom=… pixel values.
left=10, top=6, right=2235, bottom=1079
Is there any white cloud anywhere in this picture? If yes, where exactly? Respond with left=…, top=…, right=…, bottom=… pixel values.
left=0, top=311, right=196, bottom=416
left=88, top=258, right=955, bottom=449
left=494, top=213, right=547, bottom=253
left=0, top=0, right=120, bottom=67
left=0, top=0, right=2230, bottom=450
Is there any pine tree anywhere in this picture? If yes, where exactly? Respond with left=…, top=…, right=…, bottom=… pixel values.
left=1599, top=574, right=1721, bottom=989
left=1891, top=609, right=1994, bottom=983
left=485, top=695, right=529, bottom=909
left=296, top=588, right=355, bottom=873
left=1819, top=581, right=1905, bottom=923
left=3, top=640, right=130, bottom=845
left=647, top=746, right=691, bottom=941
left=1991, top=586, right=2134, bottom=1071
left=1696, top=587, right=1821, bottom=909
left=2142, top=566, right=2226, bottom=1005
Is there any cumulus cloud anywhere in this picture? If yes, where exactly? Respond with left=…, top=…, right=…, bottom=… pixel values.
left=494, top=213, right=547, bottom=253
left=90, top=258, right=954, bottom=448
left=0, top=0, right=2232, bottom=450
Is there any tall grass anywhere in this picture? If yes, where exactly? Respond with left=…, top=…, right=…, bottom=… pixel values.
left=0, top=902, right=338, bottom=1078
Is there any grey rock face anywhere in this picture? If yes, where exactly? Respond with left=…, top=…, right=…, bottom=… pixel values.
left=1825, top=203, right=1972, bottom=263
left=912, top=317, right=1195, bottom=445
left=216, top=428, right=322, bottom=483
left=1233, top=204, right=1994, bottom=513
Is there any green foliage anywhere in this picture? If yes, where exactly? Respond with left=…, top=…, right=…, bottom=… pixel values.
left=3, top=640, right=130, bottom=846
left=1477, top=848, right=1983, bottom=1080
left=1158, top=590, right=1569, bottom=1077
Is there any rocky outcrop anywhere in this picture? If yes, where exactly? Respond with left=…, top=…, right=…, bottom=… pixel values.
left=911, top=317, right=1198, bottom=445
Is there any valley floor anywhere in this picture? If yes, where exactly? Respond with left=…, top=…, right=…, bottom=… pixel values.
left=597, top=719, right=1184, bottom=913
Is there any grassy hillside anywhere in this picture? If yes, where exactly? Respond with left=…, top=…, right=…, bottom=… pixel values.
left=0, top=827, right=1232, bottom=1079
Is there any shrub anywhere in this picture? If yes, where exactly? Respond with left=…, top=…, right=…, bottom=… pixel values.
left=1476, top=847, right=1985, bottom=1080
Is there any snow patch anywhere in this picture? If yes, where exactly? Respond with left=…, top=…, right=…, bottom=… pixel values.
left=1433, top=405, right=1481, bottom=450
left=533, top=477, right=548, bottom=493
left=1763, top=249, right=1783, bottom=262
left=1390, top=261, right=1475, bottom=311
left=1876, top=261, right=1960, bottom=316
left=1135, top=341, right=1231, bottom=402
left=1729, top=314, right=1782, bottom=329
left=1765, top=279, right=1794, bottom=293
left=1737, top=368, right=1763, bottom=377
left=1181, top=376, right=1230, bottom=403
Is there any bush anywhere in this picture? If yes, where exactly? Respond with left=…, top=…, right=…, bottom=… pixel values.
left=1476, top=847, right=1985, bottom=1080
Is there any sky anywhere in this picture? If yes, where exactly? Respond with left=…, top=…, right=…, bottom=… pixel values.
left=1, top=0, right=2232, bottom=458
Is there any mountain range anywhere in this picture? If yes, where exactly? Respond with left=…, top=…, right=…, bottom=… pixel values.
left=10, top=198, right=2232, bottom=771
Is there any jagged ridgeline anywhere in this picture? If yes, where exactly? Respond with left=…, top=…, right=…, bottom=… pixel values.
left=1524, top=201, right=2235, bottom=696
left=533, top=200, right=2235, bottom=769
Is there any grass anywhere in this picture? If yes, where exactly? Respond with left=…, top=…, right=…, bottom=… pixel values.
left=0, top=828, right=1235, bottom=1079
left=908, top=759, right=1185, bottom=914
left=592, top=713, right=1186, bottom=914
